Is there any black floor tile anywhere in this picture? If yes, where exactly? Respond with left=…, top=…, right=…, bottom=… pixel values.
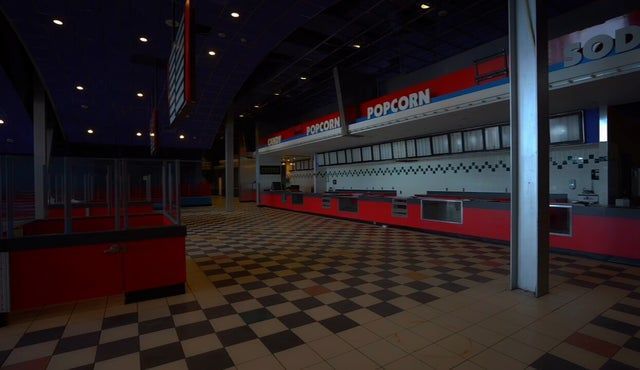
left=140, top=342, right=184, bottom=369
left=55, top=331, right=101, bottom=354
left=405, top=281, right=432, bottom=291
left=623, top=337, right=640, bottom=352
left=257, top=294, right=288, bottom=307
left=320, top=315, right=358, bottom=333
left=186, top=348, right=234, bottom=370
left=292, top=297, right=323, bottom=310
left=15, top=326, right=66, bottom=347
left=216, top=326, right=257, bottom=347
left=260, top=330, right=304, bottom=353
left=240, top=308, right=275, bottom=325
left=203, top=304, right=236, bottom=320
left=169, top=300, right=201, bottom=315
left=176, top=321, right=215, bottom=341
left=242, top=281, right=267, bottom=290
left=373, top=280, right=399, bottom=289
left=600, top=359, right=638, bottom=370
left=102, top=312, right=138, bottom=330
left=0, top=350, right=9, bottom=367
left=439, top=282, right=467, bottom=293
left=591, top=316, right=640, bottom=335
left=336, top=287, right=365, bottom=299
left=371, top=289, right=401, bottom=301
left=612, top=303, right=640, bottom=317
left=213, top=279, right=237, bottom=288
left=329, top=300, right=362, bottom=314
left=139, top=316, right=175, bottom=335
left=367, top=302, right=402, bottom=317
left=279, top=312, right=314, bottom=329
left=95, top=337, right=140, bottom=362
left=225, top=291, right=254, bottom=303
left=273, top=283, right=297, bottom=293
left=407, top=291, right=439, bottom=304
left=531, top=354, right=587, bottom=370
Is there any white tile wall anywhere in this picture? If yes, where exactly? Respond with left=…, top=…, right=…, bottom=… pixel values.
left=302, top=143, right=607, bottom=204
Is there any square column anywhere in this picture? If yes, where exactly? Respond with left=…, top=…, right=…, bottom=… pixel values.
left=508, top=0, right=550, bottom=296
left=225, top=114, right=234, bottom=212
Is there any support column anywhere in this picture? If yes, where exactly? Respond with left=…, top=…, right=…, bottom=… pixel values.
left=333, top=67, right=349, bottom=136
left=509, top=0, right=549, bottom=297
left=254, top=122, right=261, bottom=205
left=33, top=83, right=46, bottom=219
left=225, top=114, right=234, bottom=212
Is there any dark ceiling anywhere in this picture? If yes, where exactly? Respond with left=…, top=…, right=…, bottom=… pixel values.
left=0, top=0, right=611, bottom=155
left=233, top=0, right=604, bottom=136
left=0, top=0, right=337, bottom=152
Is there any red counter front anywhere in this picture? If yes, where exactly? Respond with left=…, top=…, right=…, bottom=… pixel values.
left=7, top=214, right=186, bottom=311
left=261, top=192, right=640, bottom=263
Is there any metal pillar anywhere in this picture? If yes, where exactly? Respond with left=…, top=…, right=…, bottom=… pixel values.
left=333, top=67, right=349, bottom=136
left=63, top=158, right=72, bottom=234
left=509, top=0, right=549, bottom=296
left=255, top=122, right=261, bottom=205
left=225, top=114, right=234, bottom=211
left=33, top=83, right=47, bottom=219
left=174, top=160, right=181, bottom=224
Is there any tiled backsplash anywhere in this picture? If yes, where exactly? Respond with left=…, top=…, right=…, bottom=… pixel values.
left=289, top=143, right=608, bottom=204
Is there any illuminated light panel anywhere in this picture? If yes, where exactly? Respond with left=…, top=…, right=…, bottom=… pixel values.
left=53, top=19, right=64, bottom=26
left=230, top=12, right=240, bottom=18
left=139, top=36, right=149, bottom=43
left=87, top=129, right=94, bottom=134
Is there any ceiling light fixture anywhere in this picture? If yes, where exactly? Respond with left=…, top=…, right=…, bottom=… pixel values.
left=274, top=92, right=280, bottom=96
left=0, top=119, right=5, bottom=125
left=254, top=105, right=260, bottom=108
left=76, top=85, right=84, bottom=91
left=136, top=132, right=142, bottom=137
left=353, top=44, right=361, bottom=48
left=239, top=114, right=245, bottom=118
left=52, top=19, right=64, bottom=26
left=420, top=3, right=430, bottom=10
left=136, top=92, right=144, bottom=98
left=87, top=129, right=94, bottom=134
left=150, top=132, right=155, bottom=137
left=300, top=76, right=307, bottom=80
left=230, top=12, right=240, bottom=18
left=208, top=50, right=216, bottom=56
left=139, top=36, right=149, bottom=43
left=179, top=134, right=185, bottom=140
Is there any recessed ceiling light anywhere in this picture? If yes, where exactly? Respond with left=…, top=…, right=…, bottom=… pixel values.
left=274, top=92, right=280, bottom=96
left=230, top=12, right=240, bottom=18
left=254, top=105, right=260, bottom=108
left=52, top=19, right=64, bottom=26
left=353, top=44, right=361, bottom=48
left=208, top=50, right=216, bottom=56
left=136, top=132, right=142, bottom=137
left=239, top=114, right=245, bottom=118
left=139, top=36, right=149, bottom=43
left=150, top=132, right=155, bottom=137
left=179, top=134, right=185, bottom=140
left=76, top=85, right=84, bottom=91
left=136, top=92, right=144, bottom=98
left=300, top=76, right=307, bottom=80
left=0, top=119, right=5, bottom=125
left=87, top=129, right=94, bottom=134
left=420, top=3, right=430, bottom=10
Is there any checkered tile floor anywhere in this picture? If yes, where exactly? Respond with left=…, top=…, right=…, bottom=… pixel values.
left=1, top=204, right=639, bottom=369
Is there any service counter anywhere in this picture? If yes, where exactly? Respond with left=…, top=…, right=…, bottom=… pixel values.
left=0, top=214, right=186, bottom=311
left=260, top=191, right=640, bottom=264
